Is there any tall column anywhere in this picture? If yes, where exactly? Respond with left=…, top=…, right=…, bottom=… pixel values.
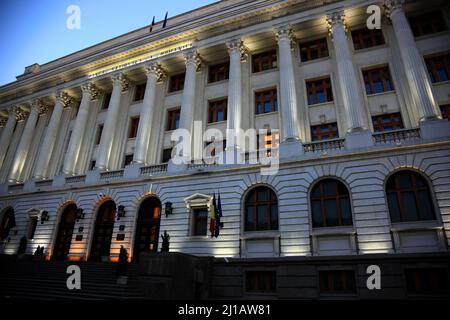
left=0, top=107, right=20, bottom=169
left=34, top=91, right=73, bottom=179
left=96, top=73, right=129, bottom=170
left=226, top=39, right=247, bottom=150
left=275, top=25, right=301, bottom=142
left=179, top=50, right=201, bottom=160
left=326, top=11, right=366, bottom=132
left=133, top=62, right=165, bottom=164
left=384, top=0, right=440, bottom=121
left=63, top=83, right=99, bottom=175
left=9, top=100, right=46, bottom=182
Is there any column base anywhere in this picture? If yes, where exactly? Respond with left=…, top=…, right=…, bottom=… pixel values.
left=52, top=174, right=66, bottom=188
left=23, top=179, right=36, bottom=192
left=86, top=169, right=100, bottom=184
left=344, top=129, right=374, bottom=150
left=279, top=139, right=303, bottom=160
left=420, top=118, right=450, bottom=140
left=124, top=163, right=141, bottom=179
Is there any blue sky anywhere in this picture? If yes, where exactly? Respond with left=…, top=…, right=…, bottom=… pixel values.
left=0, top=0, right=216, bottom=86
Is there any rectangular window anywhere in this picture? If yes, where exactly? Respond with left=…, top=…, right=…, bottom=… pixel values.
left=306, top=78, right=333, bottom=105
left=133, top=83, right=146, bottom=102
left=27, top=217, right=38, bottom=240
left=102, top=92, right=112, bottom=110
left=162, top=148, right=173, bottom=163
left=208, top=99, right=228, bottom=123
left=405, top=268, right=450, bottom=295
left=89, top=160, right=96, bottom=171
left=209, top=62, right=229, bottom=83
left=351, top=28, right=385, bottom=50
left=409, top=11, right=447, bottom=37
left=166, top=108, right=181, bottom=131
left=372, top=113, right=404, bottom=132
left=128, top=117, right=140, bottom=139
left=192, top=208, right=208, bottom=236
left=440, top=104, right=450, bottom=121
left=252, top=50, right=277, bottom=73
left=311, top=123, right=339, bottom=141
left=299, top=38, right=329, bottom=62
left=205, top=139, right=226, bottom=157
left=255, top=88, right=278, bottom=114
left=319, top=270, right=356, bottom=294
left=363, top=66, right=394, bottom=94
left=169, top=73, right=185, bottom=92
left=425, top=53, right=450, bottom=83
left=95, top=124, right=103, bottom=145
left=245, top=271, right=276, bottom=293
left=256, top=131, right=279, bottom=158
left=124, top=154, right=134, bottom=167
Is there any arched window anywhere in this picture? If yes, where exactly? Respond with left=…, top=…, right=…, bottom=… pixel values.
left=244, top=186, right=278, bottom=231
left=386, top=171, right=436, bottom=223
left=310, top=179, right=352, bottom=228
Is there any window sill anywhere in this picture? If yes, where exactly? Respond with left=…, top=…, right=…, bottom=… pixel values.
left=414, top=30, right=450, bottom=42
left=311, top=226, right=355, bottom=236
left=308, top=101, right=334, bottom=108
left=130, top=100, right=143, bottom=105
left=187, top=235, right=209, bottom=240
left=299, top=56, right=330, bottom=66
left=251, top=68, right=278, bottom=76
left=166, top=90, right=183, bottom=96
left=206, top=79, right=229, bottom=87
left=391, top=220, right=442, bottom=232
left=366, top=90, right=396, bottom=97
left=353, top=44, right=388, bottom=54
left=207, top=120, right=227, bottom=126
left=431, top=79, right=450, bottom=86
left=255, top=111, right=278, bottom=117
left=241, top=231, right=280, bottom=240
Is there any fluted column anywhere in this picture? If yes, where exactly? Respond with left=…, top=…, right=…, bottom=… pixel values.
left=96, top=73, right=129, bottom=170
left=226, top=39, right=247, bottom=150
left=34, top=92, right=73, bottom=179
left=9, top=100, right=46, bottom=182
left=327, top=12, right=366, bottom=131
left=0, top=107, right=20, bottom=169
left=275, top=25, right=301, bottom=141
left=179, top=50, right=201, bottom=159
left=384, top=0, right=440, bottom=121
left=63, top=83, right=99, bottom=175
left=133, top=63, right=165, bottom=164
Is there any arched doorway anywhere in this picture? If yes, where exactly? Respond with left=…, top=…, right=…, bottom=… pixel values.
left=89, top=200, right=116, bottom=261
left=52, top=203, right=77, bottom=260
left=133, top=197, right=161, bottom=261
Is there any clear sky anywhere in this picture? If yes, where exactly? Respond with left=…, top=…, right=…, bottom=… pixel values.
left=0, top=0, right=217, bottom=86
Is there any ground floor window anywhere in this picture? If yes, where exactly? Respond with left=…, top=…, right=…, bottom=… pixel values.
left=245, top=271, right=276, bottom=293
left=319, top=270, right=356, bottom=294
left=192, top=208, right=208, bottom=236
left=405, top=268, right=450, bottom=295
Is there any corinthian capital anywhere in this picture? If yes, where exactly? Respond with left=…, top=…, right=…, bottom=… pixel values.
left=31, top=99, right=48, bottom=115
left=145, top=62, right=166, bottom=82
left=112, top=73, right=130, bottom=92
left=183, top=50, right=202, bottom=72
left=81, top=82, right=101, bottom=101
left=226, top=39, right=248, bottom=62
left=0, top=116, right=6, bottom=127
left=274, top=25, right=295, bottom=50
left=56, top=91, right=74, bottom=108
left=326, top=10, right=347, bottom=36
left=384, top=0, right=404, bottom=19
left=11, top=106, right=27, bottom=121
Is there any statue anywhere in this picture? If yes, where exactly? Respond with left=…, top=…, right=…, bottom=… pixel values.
left=161, top=231, right=170, bottom=252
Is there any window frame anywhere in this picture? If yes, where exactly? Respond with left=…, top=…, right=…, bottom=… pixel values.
left=102, top=92, right=112, bottom=110
left=192, top=207, right=208, bottom=237
left=425, top=53, right=450, bottom=83
left=133, top=83, right=146, bottom=102
left=245, top=270, right=277, bottom=294
left=408, top=11, right=447, bottom=37
left=208, top=62, right=229, bottom=83
left=95, top=124, right=104, bottom=145
left=371, top=112, right=404, bottom=132
left=168, top=73, right=185, bottom=92
left=299, top=37, right=329, bottom=62
left=244, top=186, right=279, bottom=232
left=252, top=50, right=278, bottom=73
left=128, top=117, right=140, bottom=139
left=319, top=270, right=357, bottom=294
left=255, top=88, right=278, bottom=114
left=351, top=28, right=385, bottom=50
left=363, top=66, right=395, bottom=95
left=123, top=154, right=134, bottom=167
left=440, top=104, right=450, bottom=120
left=306, top=77, right=333, bottom=105
left=166, top=108, right=181, bottom=131
left=310, top=122, right=339, bottom=141
left=208, top=98, right=228, bottom=123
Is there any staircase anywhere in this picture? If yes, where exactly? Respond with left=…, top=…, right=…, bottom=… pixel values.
left=0, top=255, right=145, bottom=300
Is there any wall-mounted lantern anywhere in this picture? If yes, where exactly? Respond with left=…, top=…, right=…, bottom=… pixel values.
left=117, top=205, right=126, bottom=220
left=76, top=208, right=85, bottom=221
left=40, top=211, right=49, bottom=224
left=165, top=202, right=173, bottom=218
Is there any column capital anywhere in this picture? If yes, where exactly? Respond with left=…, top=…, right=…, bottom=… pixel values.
left=145, top=62, right=166, bottom=82
left=326, top=10, right=347, bottom=36
left=31, top=99, right=48, bottom=115
left=274, top=25, right=295, bottom=50
left=183, top=50, right=202, bottom=72
left=81, top=82, right=101, bottom=101
left=226, top=39, right=248, bottom=62
left=111, top=73, right=130, bottom=92
left=55, top=91, right=74, bottom=108
left=0, top=116, right=6, bottom=127
left=11, top=106, right=27, bottom=121
left=384, top=0, right=404, bottom=19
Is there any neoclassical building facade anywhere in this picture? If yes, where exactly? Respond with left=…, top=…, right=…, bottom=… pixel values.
left=0, top=0, right=450, bottom=297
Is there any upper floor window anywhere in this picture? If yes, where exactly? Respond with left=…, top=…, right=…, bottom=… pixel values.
left=425, top=53, right=450, bottom=83
left=405, top=268, right=450, bottom=295
left=102, top=92, right=111, bottom=110
left=27, top=216, right=38, bottom=240
left=124, top=154, right=133, bottom=167
left=169, top=73, right=185, bottom=92
left=95, top=124, right=103, bottom=145
left=166, top=108, right=180, bottom=131
left=128, top=117, right=140, bottom=139
left=209, top=62, right=229, bottom=83
left=208, top=99, right=227, bottom=123
left=311, top=179, right=352, bottom=228
left=386, top=171, right=436, bottom=223
left=363, top=66, right=394, bottom=94
left=351, top=28, right=385, bottom=50
left=299, top=38, right=329, bottom=62
left=440, top=104, right=450, bottom=120
left=408, top=11, right=447, bottom=37
left=244, top=186, right=278, bottom=232
left=255, top=88, right=278, bottom=114
left=133, top=83, right=146, bottom=102
left=205, top=139, right=226, bottom=157
left=319, top=270, right=356, bottom=294
left=310, top=123, right=338, bottom=141
left=252, top=50, right=277, bottom=73
left=306, top=77, right=333, bottom=105
left=162, top=147, right=173, bottom=163
left=192, top=208, right=208, bottom=236
left=372, top=113, right=404, bottom=132
left=245, top=271, right=276, bottom=293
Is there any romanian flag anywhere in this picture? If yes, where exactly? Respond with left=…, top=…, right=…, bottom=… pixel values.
left=209, top=193, right=216, bottom=238
left=215, top=191, right=223, bottom=238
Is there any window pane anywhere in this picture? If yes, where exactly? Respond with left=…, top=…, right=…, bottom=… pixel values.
left=257, top=189, right=268, bottom=201
left=387, top=193, right=401, bottom=222
left=257, top=205, right=268, bottom=230
left=245, top=206, right=254, bottom=230
left=418, top=191, right=435, bottom=220
left=312, top=200, right=323, bottom=227
left=340, top=197, right=352, bottom=225
left=401, top=192, right=419, bottom=221
left=323, top=181, right=336, bottom=196
left=270, top=205, right=278, bottom=230
left=324, top=199, right=338, bottom=226
left=397, top=174, right=412, bottom=188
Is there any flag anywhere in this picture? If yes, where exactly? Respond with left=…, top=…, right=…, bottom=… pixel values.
left=149, top=16, right=155, bottom=32
left=162, top=11, right=168, bottom=28
left=209, top=193, right=216, bottom=238
left=215, top=191, right=223, bottom=238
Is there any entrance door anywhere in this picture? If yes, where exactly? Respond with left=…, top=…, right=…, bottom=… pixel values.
left=89, top=200, right=116, bottom=261
left=133, top=197, right=161, bottom=261
left=53, top=203, right=77, bottom=260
